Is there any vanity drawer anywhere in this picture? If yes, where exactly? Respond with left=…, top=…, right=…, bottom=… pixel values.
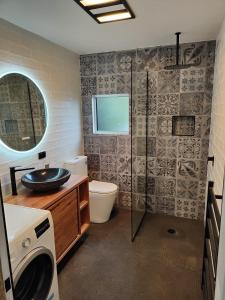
left=49, top=188, right=79, bottom=260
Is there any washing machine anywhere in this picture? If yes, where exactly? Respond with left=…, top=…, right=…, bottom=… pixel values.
left=4, top=203, right=59, bottom=300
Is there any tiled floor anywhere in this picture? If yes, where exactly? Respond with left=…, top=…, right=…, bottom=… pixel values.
left=58, top=210, right=204, bottom=300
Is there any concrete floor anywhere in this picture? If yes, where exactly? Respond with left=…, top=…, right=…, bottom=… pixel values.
left=0, top=264, right=5, bottom=300
left=58, top=210, right=204, bottom=300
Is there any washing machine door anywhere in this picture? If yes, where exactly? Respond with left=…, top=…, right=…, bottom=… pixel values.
left=13, top=247, right=54, bottom=300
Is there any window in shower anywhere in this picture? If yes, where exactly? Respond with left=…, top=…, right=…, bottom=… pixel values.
left=92, top=94, right=129, bottom=135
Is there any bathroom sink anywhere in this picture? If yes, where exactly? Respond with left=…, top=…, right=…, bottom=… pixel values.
left=21, top=168, right=71, bottom=192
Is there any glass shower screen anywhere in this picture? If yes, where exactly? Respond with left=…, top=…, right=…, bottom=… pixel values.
left=131, top=68, right=148, bottom=241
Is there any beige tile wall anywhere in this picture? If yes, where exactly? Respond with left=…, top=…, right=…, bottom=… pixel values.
left=0, top=19, right=83, bottom=195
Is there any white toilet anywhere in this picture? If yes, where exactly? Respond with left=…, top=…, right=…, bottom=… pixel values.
left=64, top=156, right=118, bottom=223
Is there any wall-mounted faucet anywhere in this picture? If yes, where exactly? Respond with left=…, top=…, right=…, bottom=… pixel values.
left=10, top=166, right=35, bottom=196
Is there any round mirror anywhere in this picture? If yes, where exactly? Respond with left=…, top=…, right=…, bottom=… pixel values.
left=0, top=73, right=47, bottom=152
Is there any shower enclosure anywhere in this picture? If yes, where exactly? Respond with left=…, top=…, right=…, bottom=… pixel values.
left=130, top=37, right=207, bottom=240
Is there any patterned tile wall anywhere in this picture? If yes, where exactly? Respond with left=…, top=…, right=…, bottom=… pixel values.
left=80, top=40, right=216, bottom=220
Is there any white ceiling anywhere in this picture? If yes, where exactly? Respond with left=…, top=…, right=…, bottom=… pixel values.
left=1, top=0, right=225, bottom=54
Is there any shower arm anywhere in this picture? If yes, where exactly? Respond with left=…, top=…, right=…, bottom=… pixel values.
left=175, top=32, right=181, bottom=66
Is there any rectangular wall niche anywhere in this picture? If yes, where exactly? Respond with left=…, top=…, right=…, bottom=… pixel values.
left=172, top=116, right=195, bottom=136
left=4, top=120, right=19, bottom=134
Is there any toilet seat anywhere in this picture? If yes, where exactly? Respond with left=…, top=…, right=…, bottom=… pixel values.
left=89, top=180, right=117, bottom=194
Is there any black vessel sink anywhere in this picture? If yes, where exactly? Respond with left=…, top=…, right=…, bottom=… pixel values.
left=21, top=168, right=71, bottom=192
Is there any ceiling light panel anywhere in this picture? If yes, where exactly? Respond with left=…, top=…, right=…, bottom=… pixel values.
left=80, top=0, right=118, bottom=7
left=91, top=4, right=125, bottom=15
left=97, top=11, right=131, bottom=23
left=74, top=0, right=135, bottom=24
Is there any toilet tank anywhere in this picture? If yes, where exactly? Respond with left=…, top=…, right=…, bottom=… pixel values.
left=64, top=156, right=88, bottom=176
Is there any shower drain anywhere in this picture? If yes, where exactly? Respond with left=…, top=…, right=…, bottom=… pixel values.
left=167, top=228, right=177, bottom=235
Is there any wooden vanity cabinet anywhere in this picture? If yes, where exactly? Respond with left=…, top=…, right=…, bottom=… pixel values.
left=5, top=175, right=90, bottom=264
left=48, top=188, right=79, bottom=260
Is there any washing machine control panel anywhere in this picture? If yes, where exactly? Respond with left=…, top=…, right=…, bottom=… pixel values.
left=22, top=238, right=31, bottom=248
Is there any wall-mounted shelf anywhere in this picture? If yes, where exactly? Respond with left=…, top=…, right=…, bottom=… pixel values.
left=78, top=180, right=90, bottom=236
left=81, top=223, right=90, bottom=235
left=80, top=200, right=89, bottom=210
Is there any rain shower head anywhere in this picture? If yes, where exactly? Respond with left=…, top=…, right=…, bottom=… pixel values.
left=164, top=32, right=195, bottom=70
left=164, top=64, right=191, bottom=70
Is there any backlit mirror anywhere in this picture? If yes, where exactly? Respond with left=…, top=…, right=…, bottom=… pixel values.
left=0, top=73, right=47, bottom=151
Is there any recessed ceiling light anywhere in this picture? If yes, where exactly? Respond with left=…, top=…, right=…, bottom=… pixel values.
left=74, top=0, right=135, bottom=24
left=80, top=0, right=118, bottom=7
left=97, top=10, right=131, bottom=23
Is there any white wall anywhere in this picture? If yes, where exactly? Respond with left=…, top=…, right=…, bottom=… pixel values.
left=208, top=14, right=225, bottom=300
left=208, top=18, right=225, bottom=194
left=0, top=18, right=83, bottom=195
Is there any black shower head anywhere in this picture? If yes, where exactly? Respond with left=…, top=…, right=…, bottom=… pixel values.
left=164, top=64, right=192, bottom=70
left=165, top=32, right=194, bottom=70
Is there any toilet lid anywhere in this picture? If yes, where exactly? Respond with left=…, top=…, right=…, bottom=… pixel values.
left=89, top=180, right=118, bottom=194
